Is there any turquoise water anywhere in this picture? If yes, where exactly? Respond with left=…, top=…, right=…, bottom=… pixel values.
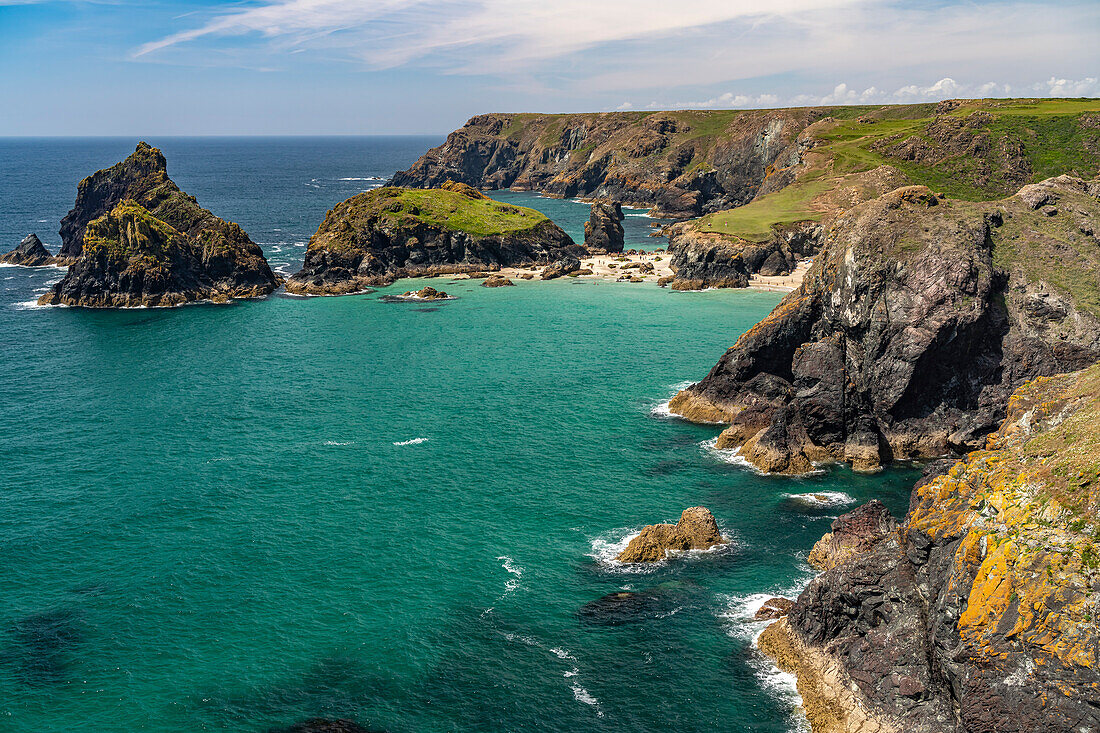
left=0, top=139, right=919, bottom=732
left=485, top=190, right=673, bottom=251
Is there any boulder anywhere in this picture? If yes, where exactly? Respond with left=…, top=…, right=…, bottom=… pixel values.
left=616, top=507, right=727, bottom=563
left=540, top=254, right=581, bottom=280
left=1, top=234, right=55, bottom=266
left=482, top=274, right=514, bottom=287
left=807, top=500, right=896, bottom=571
left=754, top=597, right=795, bottom=621
left=583, top=202, right=625, bottom=253
left=400, top=286, right=449, bottom=300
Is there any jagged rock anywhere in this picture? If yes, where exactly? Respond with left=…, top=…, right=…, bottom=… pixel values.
left=399, top=286, right=449, bottom=300
left=391, top=110, right=827, bottom=218
left=42, top=143, right=276, bottom=306
left=670, top=177, right=1100, bottom=472
left=583, top=202, right=624, bottom=252
left=616, top=507, right=726, bottom=563
left=39, top=199, right=275, bottom=308
left=481, top=274, right=514, bottom=287
left=540, top=254, right=581, bottom=280
left=286, top=187, right=583, bottom=295
left=766, top=364, right=1100, bottom=732
left=807, top=500, right=896, bottom=571
left=1, top=234, right=55, bottom=266
left=754, top=597, right=795, bottom=621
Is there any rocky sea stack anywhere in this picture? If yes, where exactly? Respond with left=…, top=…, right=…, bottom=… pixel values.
left=41, top=143, right=277, bottom=307
left=616, top=507, right=727, bottom=563
left=285, top=186, right=584, bottom=295
left=670, top=176, right=1100, bottom=473
left=583, top=202, right=624, bottom=253
left=759, top=363, right=1100, bottom=732
left=1, top=234, right=57, bottom=266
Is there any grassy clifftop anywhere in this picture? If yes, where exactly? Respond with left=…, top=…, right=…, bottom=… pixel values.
left=313, top=186, right=550, bottom=250
left=696, top=98, right=1100, bottom=241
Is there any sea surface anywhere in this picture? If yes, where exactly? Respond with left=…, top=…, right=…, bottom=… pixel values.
left=0, top=138, right=920, bottom=732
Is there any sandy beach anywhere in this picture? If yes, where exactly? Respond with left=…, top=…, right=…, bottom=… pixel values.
left=495, top=251, right=809, bottom=292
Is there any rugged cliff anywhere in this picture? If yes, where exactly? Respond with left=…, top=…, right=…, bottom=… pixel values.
left=391, top=108, right=829, bottom=218
left=669, top=176, right=1100, bottom=472
left=40, top=199, right=276, bottom=307
left=285, top=186, right=583, bottom=295
left=57, top=142, right=278, bottom=295
left=760, top=363, right=1100, bottom=732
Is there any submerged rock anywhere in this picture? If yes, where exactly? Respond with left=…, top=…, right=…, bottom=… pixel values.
left=616, top=507, right=727, bottom=563
left=269, top=719, right=384, bottom=733
left=578, top=582, right=690, bottom=626
left=1, top=234, right=56, bottom=266
left=584, top=202, right=624, bottom=253
left=285, top=186, right=583, bottom=295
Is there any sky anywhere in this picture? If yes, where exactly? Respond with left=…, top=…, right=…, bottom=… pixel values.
left=0, top=0, right=1097, bottom=135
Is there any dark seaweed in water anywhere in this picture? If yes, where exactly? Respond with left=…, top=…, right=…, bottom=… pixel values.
left=3, top=609, right=82, bottom=685
left=578, top=583, right=692, bottom=626
left=642, top=458, right=688, bottom=476
left=413, top=307, right=439, bottom=312
left=268, top=719, right=387, bottom=733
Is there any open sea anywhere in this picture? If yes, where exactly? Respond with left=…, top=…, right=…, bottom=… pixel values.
left=0, top=137, right=919, bottom=732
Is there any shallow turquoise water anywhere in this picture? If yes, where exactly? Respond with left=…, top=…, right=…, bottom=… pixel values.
left=0, top=139, right=920, bottom=732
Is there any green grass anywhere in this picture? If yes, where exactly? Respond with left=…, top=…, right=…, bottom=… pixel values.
left=322, top=187, right=550, bottom=241
left=695, top=179, right=831, bottom=241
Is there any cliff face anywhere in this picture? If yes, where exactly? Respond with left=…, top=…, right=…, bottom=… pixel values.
left=669, top=176, right=1100, bottom=473
left=285, top=186, right=583, bottom=295
left=391, top=109, right=822, bottom=218
left=761, top=363, right=1100, bottom=733
left=40, top=200, right=275, bottom=307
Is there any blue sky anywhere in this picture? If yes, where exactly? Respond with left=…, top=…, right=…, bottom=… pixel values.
left=1, top=0, right=1097, bottom=135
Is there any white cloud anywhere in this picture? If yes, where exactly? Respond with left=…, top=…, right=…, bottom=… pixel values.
left=1040, top=76, right=1100, bottom=97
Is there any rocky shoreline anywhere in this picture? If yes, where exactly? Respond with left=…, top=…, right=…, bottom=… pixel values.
left=754, top=363, right=1100, bottom=732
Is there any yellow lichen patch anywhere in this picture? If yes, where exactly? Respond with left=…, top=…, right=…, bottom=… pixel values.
left=905, top=363, right=1100, bottom=672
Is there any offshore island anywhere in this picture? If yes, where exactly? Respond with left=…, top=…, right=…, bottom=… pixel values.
left=7, top=97, right=1100, bottom=732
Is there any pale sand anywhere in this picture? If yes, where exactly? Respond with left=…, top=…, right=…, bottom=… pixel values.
left=498, top=251, right=674, bottom=283
left=487, top=253, right=811, bottom=291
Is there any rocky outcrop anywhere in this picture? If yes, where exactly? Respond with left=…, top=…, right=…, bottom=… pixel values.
left=285, top=187, right=583, bottom=294
left=269, top=720, right=383, bottom=733
left=391, top=109, right=827, bottom=218
left=669, top=177, right=1100, bottom=472
left=540, top=254, right=581, bottom=280
left=1, top=234, right=57, bottom=266
left=667, top=220, right=824, bottom=289
left=482, top=274, right=514, bottom=287
left=39, top=200, right=276, bottom=308
left=761, top=363, right=1100, bottom=732
left=754, top=597, right=795, bottom=621
left=616, top=507, right=727, bottom=563
left=807, top=500, right=896, bottom=571
left=584, top=202, right=624, bottom=252
left=398, top=286, right=450, bottom=300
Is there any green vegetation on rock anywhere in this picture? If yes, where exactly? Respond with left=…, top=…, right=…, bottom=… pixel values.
left=319, top=186, right=550, bottom=244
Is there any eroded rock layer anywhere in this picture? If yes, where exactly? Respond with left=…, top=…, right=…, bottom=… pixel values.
left=763, top=364, right=1100, bottom=732
left=670, top=176, right=1100, bottom=472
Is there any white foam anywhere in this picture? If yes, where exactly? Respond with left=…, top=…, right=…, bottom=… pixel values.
left=649, top=380, right=695, bottom=419
left=323, top=440, right=355, bottom=446
left=782, top=491, right=857, bottom=508
left=12, top=299, right=48, bottom=310
left=499, top=632, right=603, bottom=718
left=393, top=437, right=429, bottom=446
left=497, top=556, right=523, bottom=594
left=588, top=524, right=734, bottom=573
left=700, top=437, right=764, bottom=472
left=338, top=176, right=383, bottom=181
left=570, top=681, right=604, bottom=717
